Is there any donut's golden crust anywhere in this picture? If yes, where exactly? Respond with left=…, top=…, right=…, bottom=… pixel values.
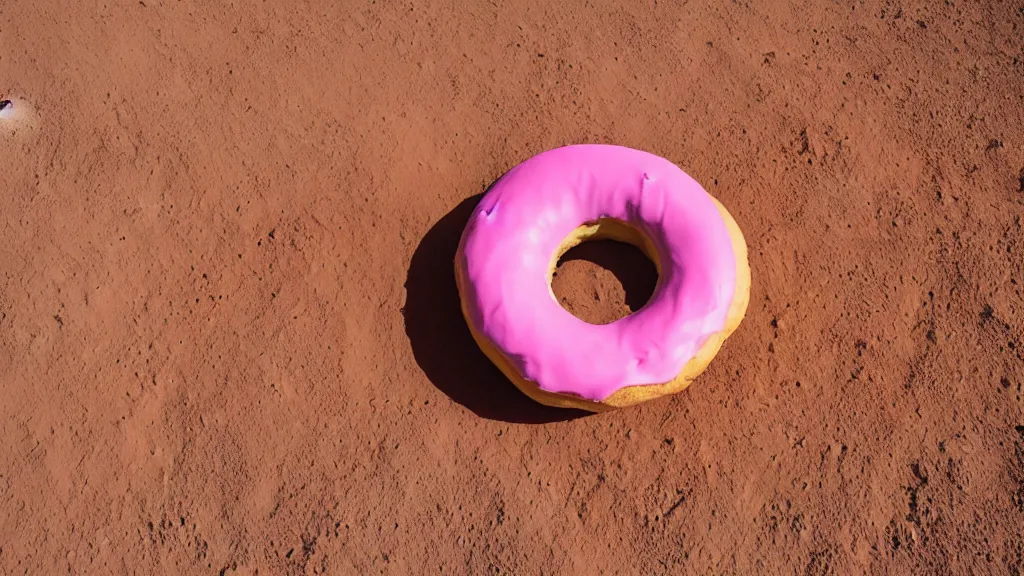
left=454, top=196, right=750, bottom=412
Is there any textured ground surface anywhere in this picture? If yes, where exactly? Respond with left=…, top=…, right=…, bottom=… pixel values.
left=2, top=0, right=1023, bottom=574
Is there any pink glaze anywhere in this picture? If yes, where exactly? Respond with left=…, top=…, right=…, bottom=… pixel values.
left=457, top=144, right=737, bottom=402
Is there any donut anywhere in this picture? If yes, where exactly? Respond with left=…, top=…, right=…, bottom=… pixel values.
left=454, top=144, right=750, bottom=412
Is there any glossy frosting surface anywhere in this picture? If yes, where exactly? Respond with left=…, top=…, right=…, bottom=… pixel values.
left=457, top=144, right=737, bottom=401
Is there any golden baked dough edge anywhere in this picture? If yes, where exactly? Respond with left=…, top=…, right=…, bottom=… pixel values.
left=453, top=196, right=751, bottom=413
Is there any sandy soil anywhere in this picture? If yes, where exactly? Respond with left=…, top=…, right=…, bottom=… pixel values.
left=2, top=0, right=1023, bottom=574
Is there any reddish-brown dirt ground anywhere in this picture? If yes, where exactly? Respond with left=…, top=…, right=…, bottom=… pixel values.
left=2, top=0, right=1024, bottom=574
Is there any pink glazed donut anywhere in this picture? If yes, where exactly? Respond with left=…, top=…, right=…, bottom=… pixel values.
left=454, top=145, right=750, bottom=411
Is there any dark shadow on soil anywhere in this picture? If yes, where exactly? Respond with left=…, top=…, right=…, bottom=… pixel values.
left=555, top=239, right=659, bottom=317
left=403, top=193, right=590, bottom=424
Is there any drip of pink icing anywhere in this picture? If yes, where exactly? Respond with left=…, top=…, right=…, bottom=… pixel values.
left=457, top=144, right=737, bottom=402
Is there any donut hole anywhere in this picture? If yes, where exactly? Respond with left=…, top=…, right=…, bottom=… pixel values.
left=549, top=219, right=659, bottom=325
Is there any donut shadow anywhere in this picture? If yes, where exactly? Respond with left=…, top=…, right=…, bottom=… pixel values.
left=402, top=192, right=591, bottom=424
left=556, top=239, right=659, bottom=316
